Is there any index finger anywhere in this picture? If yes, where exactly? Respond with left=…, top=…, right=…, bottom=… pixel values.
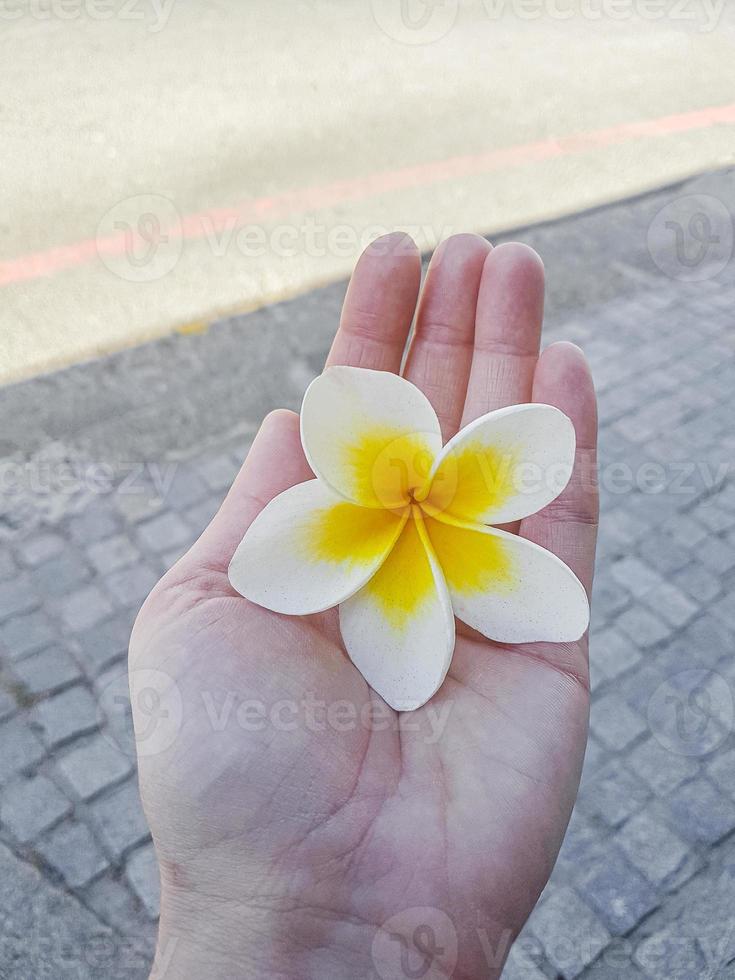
left=326, top=232, right=421, bottom=373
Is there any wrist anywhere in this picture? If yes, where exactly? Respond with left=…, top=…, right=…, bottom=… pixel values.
left=151, top=883, right=375, bottom=980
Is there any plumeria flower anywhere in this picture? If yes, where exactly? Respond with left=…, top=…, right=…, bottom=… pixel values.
left=229, top=365, right=589, bottom=711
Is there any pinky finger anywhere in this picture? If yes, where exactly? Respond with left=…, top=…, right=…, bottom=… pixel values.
left=519, top=342, right=599, bottom=597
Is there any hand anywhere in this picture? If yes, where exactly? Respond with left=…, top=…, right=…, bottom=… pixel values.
left=131, top=233, right=598, bottom=980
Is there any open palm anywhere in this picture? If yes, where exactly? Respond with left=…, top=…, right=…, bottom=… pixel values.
left=131, top=233, right=598, bottom=980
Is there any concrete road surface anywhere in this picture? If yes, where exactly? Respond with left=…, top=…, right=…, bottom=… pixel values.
left=2, top=0, right=735, bottom=384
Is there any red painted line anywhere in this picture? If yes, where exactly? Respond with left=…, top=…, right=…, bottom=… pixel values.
left=3, top=101, right=735, bottom=288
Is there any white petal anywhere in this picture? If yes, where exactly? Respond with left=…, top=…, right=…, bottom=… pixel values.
left=425, top=516, right=589, bottom=643
left=339, top=513, right=455, bottom=711
left=423, top=403, right=576, bottom=524
left=301, top=366, right=443, bottom=508
left=229, top=480, right=405, bottom=615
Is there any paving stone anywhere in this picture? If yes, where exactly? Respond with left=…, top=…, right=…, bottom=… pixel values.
left=73, top=612, right=132, bottom=676
left=637, top=534, right=691, bottom=575
left=30, top=684, right=99, bottom=747
left=581, top=734, right=605, bottom=777
left=0, top=550, right=17, bottom=580
left=35, top=819, right=108, bottom=888
left=0, top=716, right=45, bottom=783
left=677, top=615, right=733, bottom=666
left=641, top=580, right=699, bottom=629
left=11, top=646, right=82, bottom=696
left=160, top=465, right=209, bottom=510
left=635, top=929, right=706, bottom=980
left=88, top=778, right=151, bottom=861
left=93, top=664, right=137, bottom=760
left=590, top=627, right=640, bottom=684
left=0, top=774, right=71, bottom=843
left=679, top=867, right=735, bottom=971
left=0, top=609, right=55, bottom=661
left=662, top=514, right=708, bottom=549
left=591, top=578, right=631, bottom=622
left=599, top=510, right=648, bottom=552
left=695, top=503, right=735, bottom=534
left=125, top=842, right=160, bottom=919
left=56, top=734, right=132, bottom=800
left=617, top=605, right=673, bottom=649
left=500, top=943, right=547, bottom=980
left=84, top=871, right=155, bottom=935
left=671, top=562, right=722, bottom=603
left=28, top=551, right=91, bottom=598
left=578, top=762, right=651, bottom=828
left=57, top=583, right=114, bottom=631
left=103, top=563, right=160, bottom=608
left=528, top=886, right=609, bottom=978
left=14, top=531, right=64, bottom=567
left=0, top=687, right=15, bottom=720
left=590, top=694, right=647, bottom=752
left=622, top=667, right=672, bottom=728
left=0, top=841, right=150, bottom=977
left=610, top=557, right=664, bottom=596
left=160, top=545, right=187, bottom=571
left=136, top=512, right=192, bottom=554
left=183, top=494, right=221, bottom=536
left=0, top=576, right=40, bottom=621
left=700, top=536, right=735, bottom=574
left=712, top=591, right=735, bottom=632
left=86, top=533, right=142, bottom=575
left=195, top=452, right=240, bottom=491
left=555, top=808, right=602, bottom=875
left=707, top=746, right=735, bottom=799
left=68, top=505, right=119, bottom=543
left=114, top=484, right=165, bottom=524
left=666, top=777, right=735, bottom=844
left=614, top=810, right=689, bottom=887
left=580, top=950, right=647, bottom=980
left=628, top=738, right=699, bottom=798
left=578, top=848, right=658, bottom=936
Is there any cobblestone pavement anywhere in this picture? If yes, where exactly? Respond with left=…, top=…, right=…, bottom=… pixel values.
left=1, top=170, right=734, bottom=978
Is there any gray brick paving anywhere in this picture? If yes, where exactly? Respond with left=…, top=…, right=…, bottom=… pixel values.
left=125, top=843, right=160, bottom=919
left=56, top=584, right=115, bottom=632
left=614, top=811, right=689, bottom=888
left=0, top=609, right=56, bottom=661
left=0, top=717, right=46, bottom=783
left=103, top=563, right=160, bottom=608
left=0, top=843, right=150, bottom=980
left=0, top=551, right=16, bottom=580
left=0, top=773, right=71, bottom=844
left=0, top=576, right=40, bottom=620
left=11, top=646, right=82, bottom=696
left=86, top=534, right=142, bottom=576
left=88, top=778, right=151, bottom=862
left=56, top=735, right=132, bottom=801
left=35, top=819, right=109, bottom=888
left=1, top=172, right=734, bottom=977
left=30, top=684, right=99, bottom=748
left=578, top=849, right=659, bottom=936
left=529, top=887, right=610, bottom=978
left=73, top=613, right=132, bottom=676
